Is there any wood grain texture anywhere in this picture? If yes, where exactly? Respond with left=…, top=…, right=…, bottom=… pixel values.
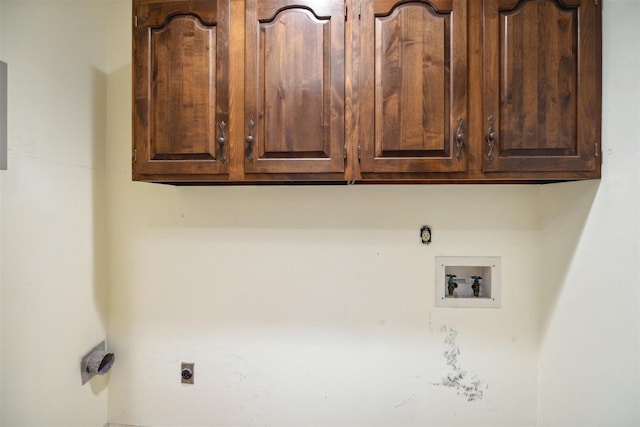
left=482, top=0, right=600, bottom=173
left=500, top=1, right=576, bottom=152
left=228, top=0, right=246, bottom=180
left=133, top=0, right=230, bottom=178
left=151, top=17, right=216, bottom=159
left=344, top=0, right=359, bottom=181
left=360, top=0, right=467, bottom=174
left=132, top=0, right=601, bottom=184
left=244, top=0, right=345, bottom=174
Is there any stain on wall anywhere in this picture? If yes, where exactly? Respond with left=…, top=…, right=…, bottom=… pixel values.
left=434, top=325, right=487, bottom=402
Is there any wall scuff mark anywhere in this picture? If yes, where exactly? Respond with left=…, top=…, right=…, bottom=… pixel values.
left=433, top=325, right=487, bottom=402
left=394, top=394, right=416, bottom=408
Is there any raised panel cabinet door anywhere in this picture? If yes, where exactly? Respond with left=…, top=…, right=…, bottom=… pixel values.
left=244, top=0, right=345, bottom=174
left=482, top=0, right=601, bottom=173
left=360, top=0, right=468, bottom=174
left=133, top=0, right=230, bottom=179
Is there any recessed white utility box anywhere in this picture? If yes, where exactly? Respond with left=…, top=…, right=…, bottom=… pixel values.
left=435, top=256, right=501, bottom=308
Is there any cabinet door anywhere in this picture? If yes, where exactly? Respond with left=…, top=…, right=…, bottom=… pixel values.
left=360, top=0, right=468, bottom=174
left=133, top=0, right=229, bottom=178
left=482, top=0, right=600, bottom=173
left=244, top=0, right=345, bottom=174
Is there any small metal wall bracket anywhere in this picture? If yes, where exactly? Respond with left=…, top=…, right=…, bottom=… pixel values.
left=420, top=225, right=432, bottom=244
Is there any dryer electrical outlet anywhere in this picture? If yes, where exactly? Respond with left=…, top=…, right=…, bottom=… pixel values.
left=181, top=362, right=194, bottom=384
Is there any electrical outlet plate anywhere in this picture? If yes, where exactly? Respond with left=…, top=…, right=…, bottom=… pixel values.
left=181, top=362, right=194, bottom=384
left=420, top=225, right=432, bottom=244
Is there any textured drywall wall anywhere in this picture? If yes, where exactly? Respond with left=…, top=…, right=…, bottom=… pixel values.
left=105, top=4, right=540, bottom=425
left=537, top=1, right=640, bottom=425
left=0, top=2, right=109, bottom=425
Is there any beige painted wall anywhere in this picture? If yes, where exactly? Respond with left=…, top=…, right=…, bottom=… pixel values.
left=537, top=1, right=640, bottom=424
left=0, top=0, right=637, bottom=426
left=106, top=3, right=541, bottom=425
left=105, top=0, right=639, bottom=425
left=0, top=1, right=109, bottom=425
left=0, top=1, right=3, bottom=421
left=105, top=186, right=541, bottom=425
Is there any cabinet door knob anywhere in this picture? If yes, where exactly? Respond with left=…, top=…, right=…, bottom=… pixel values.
left=246, top=119, right=255, bottom=162
left=455, top=117, right=465, bottom=159
left=217, top=121, right=226, bottom=163
left=486, top=114, right=496, bottom=160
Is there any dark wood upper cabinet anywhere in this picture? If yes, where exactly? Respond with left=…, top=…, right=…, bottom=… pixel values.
left=359, top=0, right=468, bottom=174
left=131, top=0, right=602, bottom=183
left=482, top=0, right=600, bottom=173
left=133, top=0, right=230, bottom=180
left=244, top=0, right=345, bottom=175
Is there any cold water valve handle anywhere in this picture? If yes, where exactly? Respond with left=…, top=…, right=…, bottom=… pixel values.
left=471, top=275, right=483, bottom=297
left=446, top=274, right=458, bottom=296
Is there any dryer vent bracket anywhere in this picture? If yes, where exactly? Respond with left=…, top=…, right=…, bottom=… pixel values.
left=81, top=341, right=114, bottom=385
